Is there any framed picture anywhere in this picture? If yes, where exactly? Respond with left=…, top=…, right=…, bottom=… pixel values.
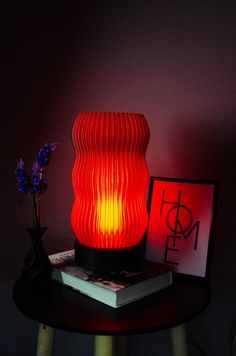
left=145, top=177, right=218, bottom=278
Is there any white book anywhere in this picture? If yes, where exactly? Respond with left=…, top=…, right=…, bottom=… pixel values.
left=49, top=250, right=172, bottom=308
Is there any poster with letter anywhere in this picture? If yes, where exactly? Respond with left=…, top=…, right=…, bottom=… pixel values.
left=145, top=177, right=218, bottom=278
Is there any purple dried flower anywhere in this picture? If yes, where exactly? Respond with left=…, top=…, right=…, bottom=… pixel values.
left=32, top=176, right=40, bottom=189
left=32, top=161, right=42, bottom=193
left=32, top=161, right=41, bottom=177
left=16, top=174, right=28, bottom=193
left=36, top=143, right=58, bottom=167
left=16, top=142, right=57, bottom=196
left=16, top=159, right=31, bottom=193
left=17, top=158, right=24, bottom=170
left=15, top=142, right=58, bottom=230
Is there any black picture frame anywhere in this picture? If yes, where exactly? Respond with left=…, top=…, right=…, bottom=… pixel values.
left=145, top=177, right=218, bottom=280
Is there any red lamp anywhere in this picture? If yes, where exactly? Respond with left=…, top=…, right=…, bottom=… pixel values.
left=71, top=112, right=150, bottom=271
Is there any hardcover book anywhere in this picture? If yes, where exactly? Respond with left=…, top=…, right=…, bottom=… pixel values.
left=49, top=250, right=172, bottom=308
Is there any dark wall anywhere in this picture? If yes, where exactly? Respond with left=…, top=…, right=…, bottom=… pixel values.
left=1, top=2, right=236, bottom=355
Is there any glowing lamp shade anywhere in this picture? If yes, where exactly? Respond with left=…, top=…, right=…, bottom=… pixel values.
left=71, top=112, right=150, bottom=271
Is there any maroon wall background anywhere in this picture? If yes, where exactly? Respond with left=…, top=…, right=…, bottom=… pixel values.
left=1, top=2, right=236, bottom=355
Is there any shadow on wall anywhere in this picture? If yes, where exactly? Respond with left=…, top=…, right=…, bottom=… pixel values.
left=162, top=111, right=236, bottom=289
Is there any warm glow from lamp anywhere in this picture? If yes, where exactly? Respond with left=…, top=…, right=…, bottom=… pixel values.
left=71, top=112, right=150, bottom=270
left=97, top=194, right=122, bottom=236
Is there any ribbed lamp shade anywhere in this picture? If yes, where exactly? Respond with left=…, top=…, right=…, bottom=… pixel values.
left=71, top=112, right=150, bottom=271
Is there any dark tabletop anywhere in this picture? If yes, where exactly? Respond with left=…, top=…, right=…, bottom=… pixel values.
left=13, top=277, right=210, bottom=335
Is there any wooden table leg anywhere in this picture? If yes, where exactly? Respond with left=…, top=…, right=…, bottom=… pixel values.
left=36, top=324, right=55, bottom=356
left=170, top=324, right=188, bottom=356
left=115, top=336, right=128, bottom=356
left=94, top=335, right=113, bottom=356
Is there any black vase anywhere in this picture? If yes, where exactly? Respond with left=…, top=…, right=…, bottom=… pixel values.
left=22, top=227, right=52, bottom=281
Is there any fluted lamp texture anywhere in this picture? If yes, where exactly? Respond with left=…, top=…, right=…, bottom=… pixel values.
left=71, top=112, right=150, bottom=272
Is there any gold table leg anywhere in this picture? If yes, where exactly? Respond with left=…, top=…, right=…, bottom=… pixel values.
left=36, top=324, right=55, bottom=356
left=94, top=335, right=113, bottom=356
left=171, top=324, right=188, bottom=356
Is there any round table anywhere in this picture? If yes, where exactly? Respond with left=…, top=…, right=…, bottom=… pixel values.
left=13, top=277, right=210, bottom=355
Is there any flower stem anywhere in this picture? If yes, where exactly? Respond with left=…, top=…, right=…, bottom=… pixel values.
left=32, top=192, right=40, bottom=231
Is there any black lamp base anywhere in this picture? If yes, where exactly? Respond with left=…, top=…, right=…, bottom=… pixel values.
left=74, top=239, right=145, bottom=272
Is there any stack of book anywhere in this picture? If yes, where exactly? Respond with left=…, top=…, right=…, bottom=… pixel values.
left=49, top=250, right=172, bottom=308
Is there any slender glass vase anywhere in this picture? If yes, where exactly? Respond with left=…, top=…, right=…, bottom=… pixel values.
left=22, top=227, right=52, bottom=281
